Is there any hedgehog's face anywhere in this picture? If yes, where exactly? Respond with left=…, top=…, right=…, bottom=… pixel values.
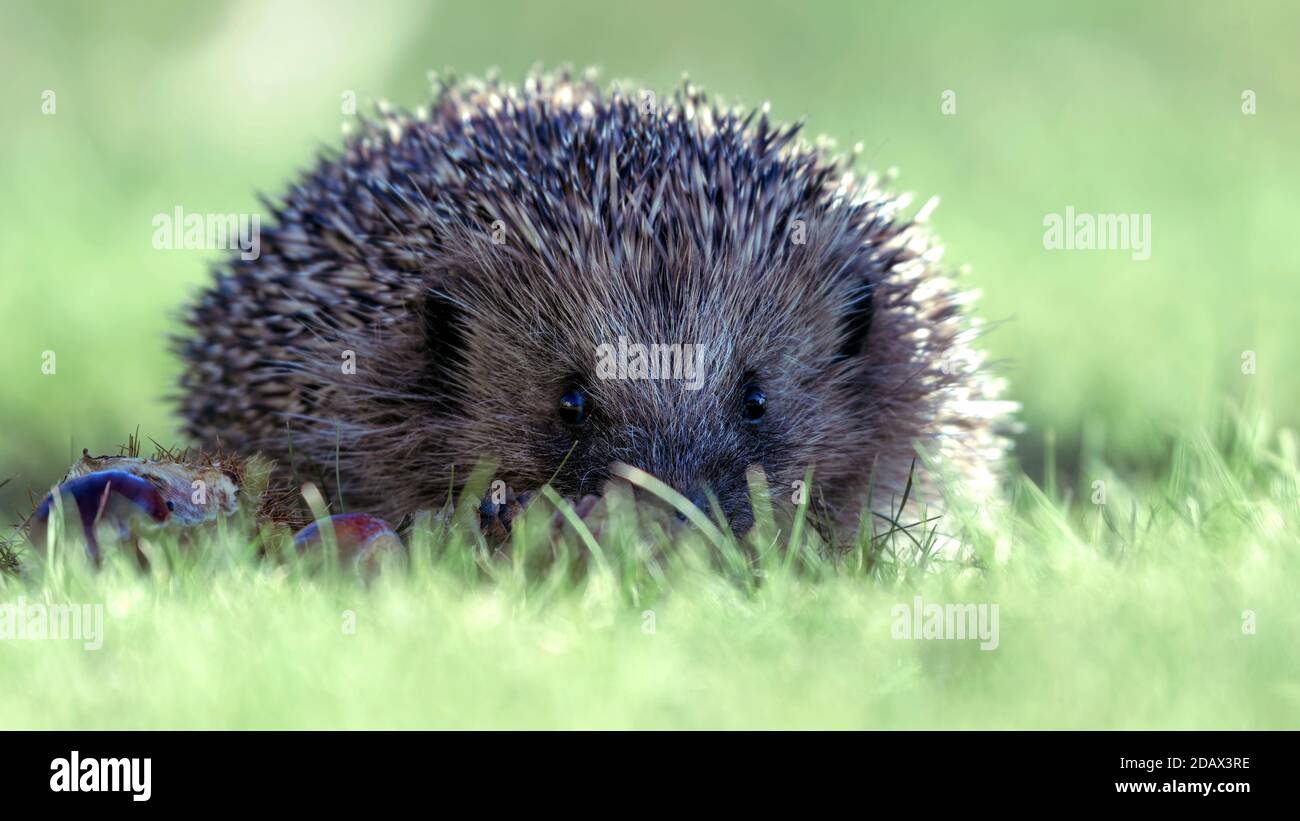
left=540, top=358, right=772, bottom=533
left=436, top=252, right=879, bottom=536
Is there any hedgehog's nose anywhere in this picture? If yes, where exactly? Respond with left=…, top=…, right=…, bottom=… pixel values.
left=675, top=487, right=710, bottom=521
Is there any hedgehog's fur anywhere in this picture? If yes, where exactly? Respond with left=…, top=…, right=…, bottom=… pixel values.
left=177, top=68, right=1011, bottom=541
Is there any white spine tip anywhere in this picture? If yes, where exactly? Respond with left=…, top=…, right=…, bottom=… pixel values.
left=916, top=195, right=940, bottom=222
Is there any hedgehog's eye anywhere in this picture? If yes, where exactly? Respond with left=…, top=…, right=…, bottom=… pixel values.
left=742, top=385, right=767, bottom=422
left=558, top=387, right=589, bottom=425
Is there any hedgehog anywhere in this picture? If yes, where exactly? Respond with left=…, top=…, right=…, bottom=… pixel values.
left=176, top=68, right=1011, bottom=543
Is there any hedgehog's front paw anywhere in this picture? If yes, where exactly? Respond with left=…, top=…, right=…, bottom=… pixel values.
left=547, top=493, right=609, bottom=553
left=476, top=488, right=535, bottom=543
left=475, top=488, right=607, bottom=548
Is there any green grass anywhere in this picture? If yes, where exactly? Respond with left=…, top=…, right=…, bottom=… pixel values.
left=2, top=408, right=1295, bottom=729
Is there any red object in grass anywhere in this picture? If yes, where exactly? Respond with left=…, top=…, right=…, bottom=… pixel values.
left=292, top=513, right=404, bottom=575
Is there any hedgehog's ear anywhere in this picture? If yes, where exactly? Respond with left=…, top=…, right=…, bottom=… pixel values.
left=418, top=289, right=468, bottom=387
left=836, top=281, right=874, bottom=360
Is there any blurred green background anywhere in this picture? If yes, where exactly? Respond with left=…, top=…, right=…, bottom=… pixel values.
left=2, top=0, right=1297, bottom=518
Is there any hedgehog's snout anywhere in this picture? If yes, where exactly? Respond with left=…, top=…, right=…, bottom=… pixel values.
left=615, top=471, right=752, bottom=536
left=672, top=485, right=755, bottom=536
left=676, top=488, right=709, bottom=521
